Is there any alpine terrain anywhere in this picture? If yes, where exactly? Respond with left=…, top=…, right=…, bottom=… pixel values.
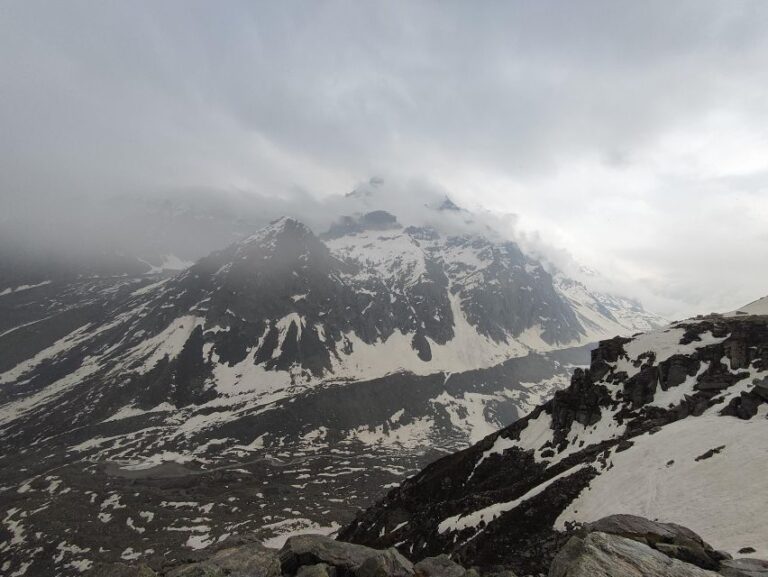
left=341, top=306, right=768, bottom=575
left=0, top=206, right=664, bottom=576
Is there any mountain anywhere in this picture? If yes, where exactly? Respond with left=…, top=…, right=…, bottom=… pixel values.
left=339, top=310, right=768, bottom=575
left=727, top=294, right=768, bottom=317
left=0, top=214, right=663, bottom=576
left=553, top=272, right=666, bottom=335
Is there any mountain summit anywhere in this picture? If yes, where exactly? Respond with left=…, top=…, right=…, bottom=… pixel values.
left=0, top=213, right=665, bottom=576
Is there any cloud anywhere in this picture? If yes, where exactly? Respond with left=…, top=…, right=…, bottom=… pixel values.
left=2, top=1, right=768, bottom=318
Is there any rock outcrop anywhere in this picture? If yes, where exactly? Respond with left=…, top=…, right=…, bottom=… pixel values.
left=279, top=534, right=413, bottom=576
left=88, top=517, right=768, bottom=577
left=549, top=531, right=719, bottom=577
left=549, top=514, right=768, bottom=577
left=340, top=316, right=768, bottom=575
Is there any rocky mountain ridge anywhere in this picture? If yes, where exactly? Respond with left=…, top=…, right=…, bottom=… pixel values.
left=340, top=313, right=768, bottom=575
left=0, top=214, right=665, bottom=576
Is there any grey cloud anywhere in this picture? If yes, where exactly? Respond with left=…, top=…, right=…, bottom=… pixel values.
left=2, top=1, right=768, bottom=318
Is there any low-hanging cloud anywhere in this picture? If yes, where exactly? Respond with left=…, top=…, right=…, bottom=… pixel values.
left=2, top=1, right=768, bottom=319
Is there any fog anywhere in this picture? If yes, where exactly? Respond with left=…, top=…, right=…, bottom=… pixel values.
left=2, top=1, right=768, bottom=318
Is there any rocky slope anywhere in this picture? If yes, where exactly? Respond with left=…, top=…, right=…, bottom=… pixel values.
left=340, top=312, right=768, bottom=575
left=0, top=214, right=663, bottom=576
left=92, top=514, right=768, bottom=577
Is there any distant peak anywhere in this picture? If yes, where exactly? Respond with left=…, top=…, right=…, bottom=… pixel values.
left=360, top=210, right=400, bottom=230
left=345, top=177, right=385, bottom=199
left=267, top=216, right=300, bottom=228
left=437, top=196, right=462, bottom=212
left=241, top=216, right=314, bottom=246
left=322, top=210, right=401, bottom=239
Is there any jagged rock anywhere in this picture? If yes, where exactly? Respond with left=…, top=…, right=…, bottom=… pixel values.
left=624, top=365, right=659, bottom=409
left=340, top=318, right=768, bottom=575
left=719, top=558, right=768, bottom=577
left=590, top=337, right=632, bottom=381
left=753, top=378, right=768, bottom=401
left=549, top=532, right=719, bottom=577
left=355, top=550, right=415, bottom=577
left=279, top=534, right=413, bottom=576
left=88, top=563, right=157, bottom=577
left=585, top=514, right=722, bottom=570
left=166, top=542, right=281, bottom=577
left=658, top=355, right=701, bottom=390
left=414, top=554, right=467, bottom=577
left=550, top=368, right=612, bottom=440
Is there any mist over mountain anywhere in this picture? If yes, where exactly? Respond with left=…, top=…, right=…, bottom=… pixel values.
left=3, top=3, right=768, bottom=577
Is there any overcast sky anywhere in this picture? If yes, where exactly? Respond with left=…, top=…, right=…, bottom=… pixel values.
left=2, top=1, right=768, bottom=319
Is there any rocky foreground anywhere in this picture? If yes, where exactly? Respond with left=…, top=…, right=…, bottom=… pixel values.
left=92, top=514, right=767, bottom=577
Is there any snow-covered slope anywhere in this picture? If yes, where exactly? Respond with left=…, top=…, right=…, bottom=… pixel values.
left=0, top=214, right=659, bottom=425
left=341, top=312, right=768, bottom=575
left=553, top=273, right=666, bottom=336
left=726, top=294, right=768, bottom=317
left=0, top=213, right=665, bottom=576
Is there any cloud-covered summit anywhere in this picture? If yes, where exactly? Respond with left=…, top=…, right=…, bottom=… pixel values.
left=2, top=1, right=768, bottom=317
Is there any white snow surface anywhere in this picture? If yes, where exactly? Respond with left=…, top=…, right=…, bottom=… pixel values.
left=726, top=295, right=768, bottom=317
left=0, top=281, right=51, bottom=296
left=556, top=407, right=768, bottom=558
left=452, top=319, right=768, bottom=559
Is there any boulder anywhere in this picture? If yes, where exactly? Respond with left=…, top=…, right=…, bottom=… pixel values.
left=586, top=514, right=704, bottom=544
left=585, top=514, right=722, bottom=569
left=752, top=377, right=768, bottom=402
left=356, top=550, right=415, bottom=577
left=166, top=542, right=281, bottom=577
left=549, top=532, right=720, bottom=577
left=279, top=534, right=413, bottom=576
left=414, top=554, right=467, bottom=577
left=719, top=558, right=768, bottom=577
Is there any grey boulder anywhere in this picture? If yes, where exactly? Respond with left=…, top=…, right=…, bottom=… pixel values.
left=549, top=531, right=720, bottom=577
left=279, top=534, right=413, bottom=576
left=414, top=554, right=467, bottom=577
left=585, top=514, right=723, bottom=569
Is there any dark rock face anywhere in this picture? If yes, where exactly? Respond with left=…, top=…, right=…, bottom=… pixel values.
left=341, top=317, right=768, bottom=575
left=549, top=368, right=611, bottom=438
